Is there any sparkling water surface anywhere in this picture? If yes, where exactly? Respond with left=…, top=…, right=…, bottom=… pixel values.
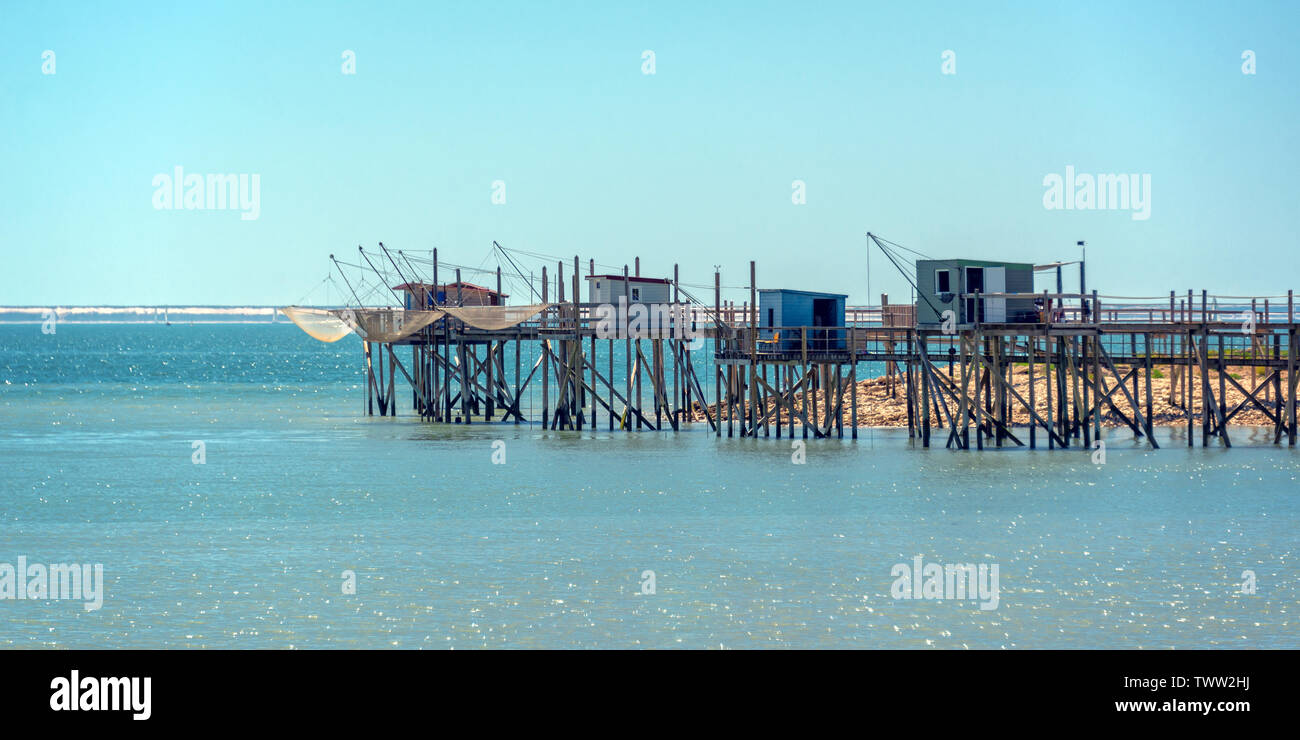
left=1, top=324, right=1295, bottom=648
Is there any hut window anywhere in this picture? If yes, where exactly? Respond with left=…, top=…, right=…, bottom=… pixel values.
left=935, top=269, right=951, bottom=293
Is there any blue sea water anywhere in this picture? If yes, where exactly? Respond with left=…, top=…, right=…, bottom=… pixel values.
left=0, top=324, right=1296, bottom=648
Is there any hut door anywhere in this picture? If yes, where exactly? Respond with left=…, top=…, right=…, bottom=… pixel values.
left=964, top=267, right=983, bottom=323
left=984, top=267, right=1006, bottom=322
left=812, top=298, right=836, bottom=350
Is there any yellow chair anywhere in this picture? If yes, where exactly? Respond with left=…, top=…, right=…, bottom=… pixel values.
left=755, top=330, right=780, bottom=351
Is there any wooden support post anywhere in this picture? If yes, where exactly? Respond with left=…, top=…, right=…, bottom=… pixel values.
left=957, top=334, right=969, bottom=449
left=1056, top=336, right=1067, bottom=445
left=760, top=364, right=769, bottom=437
left=749, top=261, right=758, bottom=437
left=1028, top=333, right=1037, bottom=449
left=850, top=329, right=858, bottom=439
left=992, top=336, right=1004, bottom=447
left=635, top=338, right=643, bottom=430
left=574, top=255, right=583, bottom=430
left=810, top=364, right=819, bottom=435
left=376, top=341, right=385, bottom=416
left=882, top=293, right=893, bottom=397
left=920, top=333, right=931, bottom=447
left=715, top=270, right=722, bottom=438
left=1284, top=322, right=1294, bottom=444
left=454, top=343, right=467, bottom=423
left=1288, top=290, right=1296, bottom=446
left=1144, top=339, right=1154, bottom=441
left=727, top=365, right=735, bottom=438
left=1218, top=333, right=1230, bottom=446
left=673, top=263, right=681, bottom=426
left=385, top=344, right=395, bottom=417
left=1252, top=298, right=1259, bottom=399
left=555, top=261, right=565, bottom=429
left=775, top=361, right=783, bottom=439
left=1130, top=334, right=1139, bottom=432
left=1273, top=332, right=1284, bottom=444
left=834, top=364, right=844, bottom=439
left=1045, top=330, right=1055, bottom=449
left=364, top=341, right=374, bottom=415
left=974, top=330, right=983, bottom=450
left=1092, top=332, right=1102, bottom=444
left=1201, top=294, right=1211, bottom=447
left=624, top=265, right=631, bottom=432
left=1069, top=337, right=1082, bottom=441
left=788, top=366, right=795, bottom=438
left=484, top=342, right=494, bottom=421
left=1186, top=329, right=1194, bottom=446
left=541, top=266, right=549, bottom=428
left=795, top=364, right=806, bottom=439
left=1081, top=334, right=1091, bottom=448
left=905, top=331, right=916, bottom=439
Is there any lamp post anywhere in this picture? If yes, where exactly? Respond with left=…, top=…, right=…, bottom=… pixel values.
left=1078, top=240, right=1087, bottom=319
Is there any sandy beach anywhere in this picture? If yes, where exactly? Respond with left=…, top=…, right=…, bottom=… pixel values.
left=689, top=363, right=1292, bottom=429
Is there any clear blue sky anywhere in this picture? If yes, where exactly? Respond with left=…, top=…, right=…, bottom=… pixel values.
left=2, top=1, right=1297, bottom=306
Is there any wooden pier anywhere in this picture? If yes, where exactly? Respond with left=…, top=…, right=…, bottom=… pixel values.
left=326, top=248, right=1298, bottom=450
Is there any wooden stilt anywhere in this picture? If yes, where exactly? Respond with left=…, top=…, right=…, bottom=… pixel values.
left=1028, top=332, right=1037, bottom=449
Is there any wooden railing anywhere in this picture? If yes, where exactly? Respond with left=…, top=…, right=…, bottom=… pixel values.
left=402, top=289, right=1299, bottom=335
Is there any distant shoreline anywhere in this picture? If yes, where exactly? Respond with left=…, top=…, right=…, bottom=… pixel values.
left=0, top=306, right=316, bottom=324
left=0, top=320, right=297, bottom=325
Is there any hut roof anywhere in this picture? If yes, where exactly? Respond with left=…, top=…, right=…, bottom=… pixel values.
left=919, top=258, right=1035, bottom=269
left=758, top=288, right=848, bottom=299
left=392, top=281, right=509, bottom=297
left=585, top=275, right=672, bottom=285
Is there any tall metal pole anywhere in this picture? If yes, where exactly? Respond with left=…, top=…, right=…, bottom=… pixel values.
left=358, top=245, right=404, bottom=304
left=330, top=254, right=364, bottom=306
